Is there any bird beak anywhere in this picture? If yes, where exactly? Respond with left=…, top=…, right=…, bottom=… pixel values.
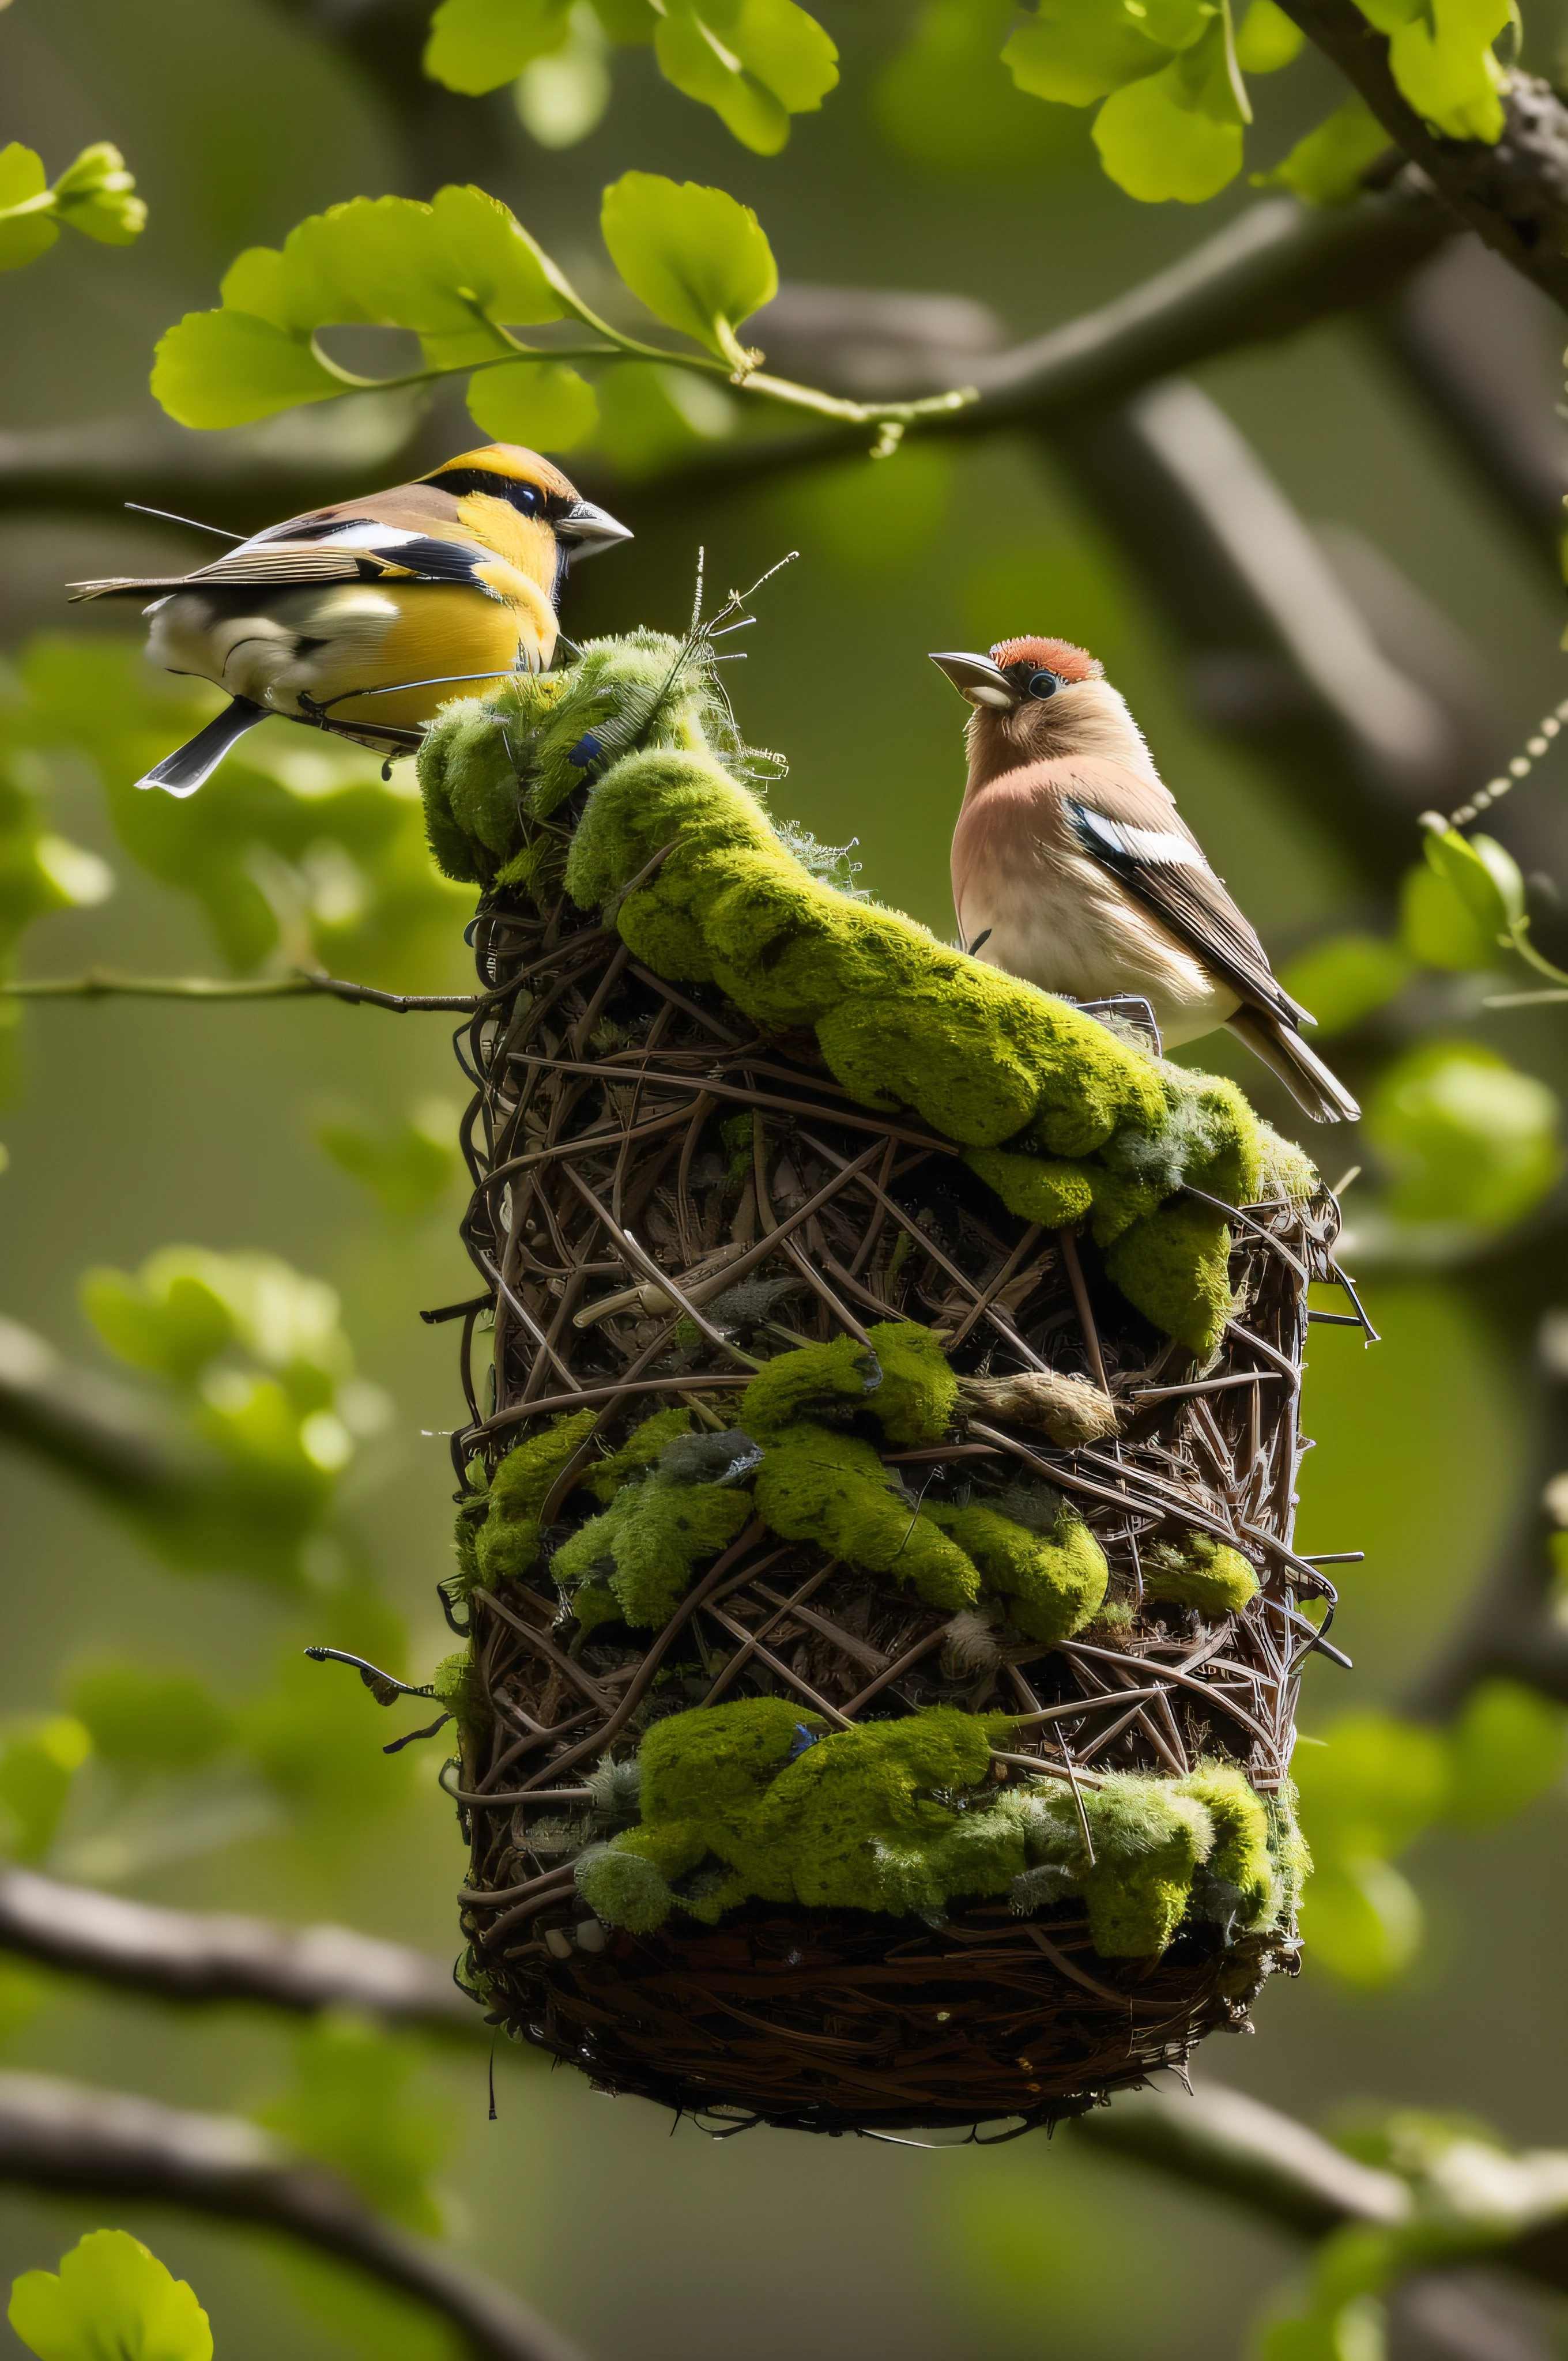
left=929, top=651, right=1019, bottom=710
left=558, top=497, right=634, bottom=559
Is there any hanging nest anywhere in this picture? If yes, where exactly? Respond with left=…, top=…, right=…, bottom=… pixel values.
left=416, top=628, right=1356, bottom=2137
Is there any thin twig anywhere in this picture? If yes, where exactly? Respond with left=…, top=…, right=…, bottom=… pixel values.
left=0, top=2070, right=586, bottom=2361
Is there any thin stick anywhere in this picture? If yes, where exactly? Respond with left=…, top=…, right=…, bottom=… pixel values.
left=1057, top=1228, right=1109, bottom=1393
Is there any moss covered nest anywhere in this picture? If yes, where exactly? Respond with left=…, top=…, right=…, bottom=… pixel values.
left=451, top=1320, right=1292, bottom=1956
left=568, top=1696, right=1306, bottom=1959
left=427, top=634, right=1315, bottom=1994
left=418, top=633, right=1317, bottom=1360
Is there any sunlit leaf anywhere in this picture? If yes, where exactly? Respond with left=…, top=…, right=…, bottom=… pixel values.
left=9, top=2232, right=211, bottom=2361
left=1442, top=1679, right=1566, bottom=1830
left=1258, top=93, right=1392, bottom=200
left=50, top=142, right=148, bottom=246
left=590, top=0, right=657, bottom=34
left=1294, top=1713, right=1449, bottom=1860
left=1422, top=825, right=1521, bottom=937
left=601, top=172, right=778, bottom=367
left=0, top=141, right=146, bottom=271
left=1364, top=1039, right=1562, bottom=1231
left=1362, top=0, right=1510, bottom=141
left=154, top=188, right=563, bottom=429
left=1398, top=860, right=1497, bottom=972
left=651, top=0, right=838, bottom=154
left=1003, top=0, right=1180, bottom=105
left=1233, top=0, right=1303, bottom=69
left=0, top=1719, right=91, bottom=1865
left=515, top=5, right=614, bottom=146
left=1276, top=932, right=1412, bottom=1038
left=1299, top=1855, right=1425, bottom=1987
left=80, top=1268, right=235, bottom=1385
left=151, top=309, right=346, bottom=428
left=467, top=357, right=598, bottom=448
left=1092, top=21, right=1246, bottom=201
left=315, top=1099, right=459, bottom=1217
left=424, top=0, right=574, bottom=94
left=0, top=144, right=60, bottom=271
left=66, top=1665, right=233, bottom=1778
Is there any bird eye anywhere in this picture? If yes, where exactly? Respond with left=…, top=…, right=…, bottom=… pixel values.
left=1027, top=671, right=1059, bottom=700
left=514, top=485, right=541, bottom=515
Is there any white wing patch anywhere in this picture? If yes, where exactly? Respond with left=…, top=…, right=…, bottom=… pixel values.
left=311, top=523, right=422, bottom=553
left=1071, top=803, right=1204, bottom=871
left=1114, top=823, right=1204, bottom=868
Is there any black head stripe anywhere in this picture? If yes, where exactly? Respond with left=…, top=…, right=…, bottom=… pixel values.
left=425, top=467, right=567, bottom=521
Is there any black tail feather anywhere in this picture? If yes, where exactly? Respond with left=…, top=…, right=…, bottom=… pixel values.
left=137, top=696, right=269, bottom=797
left=1226, top=1008, right=1360, bottom=1125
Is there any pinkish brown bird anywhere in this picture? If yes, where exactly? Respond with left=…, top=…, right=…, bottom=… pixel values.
left=930, top=635, right=1358, bottom=1125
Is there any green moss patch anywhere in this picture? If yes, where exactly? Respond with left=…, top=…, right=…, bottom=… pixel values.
left=572, top=1699, right=1300, bottom=1956
left=1143, top=1533, right=1260, bottom=1617
left=459, top=1410, right=598, bottom=1592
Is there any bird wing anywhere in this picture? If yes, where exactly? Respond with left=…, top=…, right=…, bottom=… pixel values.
left=67, top=507, right=502, bottom=603
left=1055, top=758, right=1311, bottom=1027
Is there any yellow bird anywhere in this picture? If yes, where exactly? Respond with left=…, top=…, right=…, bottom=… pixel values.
left=67, top=442, right=632, bottom=795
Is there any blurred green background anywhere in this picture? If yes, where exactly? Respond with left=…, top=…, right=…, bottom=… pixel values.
left=5, top=1, right=1568, bottom=2355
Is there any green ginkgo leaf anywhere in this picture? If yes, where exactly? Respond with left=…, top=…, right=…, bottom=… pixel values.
left=651, top=0, right=838, bottom=154
left=424, top=0, right=574, bottom=93
left=151, top=308, right=350, bottom=427
left=601, top=172, right=777, bottom=371
left=1258, top=93, right=1392, bottom=201
left=1092, top=21, right=1246, bottom=201
left=1003, top=0, right=1178, bottom=107
left=467, top=357, right=599, bottom=448
left=153, top=187, right=565, bottom=428
left=9, top=2232, right=212, bottom=2361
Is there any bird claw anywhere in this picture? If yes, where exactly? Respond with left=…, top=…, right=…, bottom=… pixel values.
left=1071, top=996, right=1163, bottom=1055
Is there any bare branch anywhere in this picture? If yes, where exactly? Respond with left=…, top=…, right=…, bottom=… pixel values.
left=2, top=968, right=478, bottom=1012
left=1079, top=2079, right=1568, bottom=2304
left=0, top=1868, right=478, bottom=2040
left=0, top=2070, right=583, bottom=2361
left=1273, top=2, right=1568, bottom=310
left=1076, top=2079, right=1409, bottom=2236
left=610, top=185, right=1453, bottom=508
left=0, top=1314, right=211, bottom=1521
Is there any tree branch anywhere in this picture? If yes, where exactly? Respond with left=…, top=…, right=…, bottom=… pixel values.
left=0, top=2070, right=584, bottom=2361
left=0, top=1315, right=212, bottom=1522
left=1076, top=2079, right=1409, bottom=2235
left=1077, top=2079, right=1568, bottom=2302
left=606, top=184, right=1454, bottom=510
left=1, top=968, right=479, bottom=1012
left=1275, top=1, right=1568, bottom=310
left=0, top=1868, right=478, bottom=2041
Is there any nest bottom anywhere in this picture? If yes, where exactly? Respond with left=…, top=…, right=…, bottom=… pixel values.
left=487, top=1904, right=1298, bottom=2134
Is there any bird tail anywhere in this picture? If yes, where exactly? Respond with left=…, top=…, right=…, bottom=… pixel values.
left=1226, top=1009, right=1360, bottom=1125
left=137, top=696, right=269, bottom=797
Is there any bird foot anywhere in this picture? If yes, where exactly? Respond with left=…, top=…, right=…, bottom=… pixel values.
left=1066, top=996, right=1164, bottom=1055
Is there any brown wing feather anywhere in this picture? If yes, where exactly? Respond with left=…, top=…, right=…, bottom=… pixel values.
left=1052, top=756, right=1310, bottom=1027
left=68, top=482, right=473, bottom=601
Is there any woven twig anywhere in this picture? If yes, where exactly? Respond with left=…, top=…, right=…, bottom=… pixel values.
left=435, top=853, right=1346, bottom=2133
